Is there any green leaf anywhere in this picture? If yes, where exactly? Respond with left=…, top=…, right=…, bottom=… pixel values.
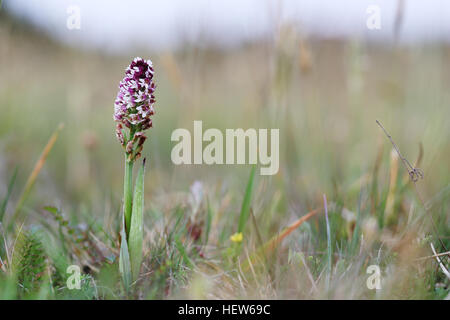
left=129, top=159, right=145, bottom=281
left=123, top=158, right=134, bottom=237
left=119, top=214, right=132, bottom=292
left=238, top=165, right=256, bottom=234
left=0, top=167, right=18, bottom=223
left=43, top=206, right=58, bottom=215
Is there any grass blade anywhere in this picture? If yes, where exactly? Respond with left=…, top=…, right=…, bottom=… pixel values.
left=323, top=194, right=332, bottom=289
left=119, top=214, right=132, bottom=292
left=242, top=208, right=320, bottom=271
left=204, top=198, right=212, bottom=245
left=0, top=167, right=18, bottom=223
left=238, top=165, right=256, bottom=234
left=9, top=123, right=64, bottom=228
left=350, top=188, right=363, bottom=255
left=128, top=159, right=145, bottom=281
left=175, top=236, right=194, bottom=268
left=263, top=208, right=320, bottom=253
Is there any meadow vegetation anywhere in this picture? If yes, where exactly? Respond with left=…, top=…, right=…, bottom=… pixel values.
left=0, top=13, right=449, bottom=299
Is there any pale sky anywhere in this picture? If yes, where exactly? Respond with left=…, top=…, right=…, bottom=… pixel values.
left=3, top=0, right=450, bottom=53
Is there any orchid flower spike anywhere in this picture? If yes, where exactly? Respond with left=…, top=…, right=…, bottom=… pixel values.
left=114, top=57, right=156, bottom=161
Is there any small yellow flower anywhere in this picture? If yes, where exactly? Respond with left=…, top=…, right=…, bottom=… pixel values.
left=230, top=232, right=243, bottom=243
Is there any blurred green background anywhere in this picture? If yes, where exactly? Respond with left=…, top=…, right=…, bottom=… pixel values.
left=0, top=2, right=449, bottom=299
left=1, top=8, right=449, bottom=214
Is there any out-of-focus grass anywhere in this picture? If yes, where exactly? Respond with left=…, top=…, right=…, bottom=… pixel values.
left=0, top=15, right=448, bottom=299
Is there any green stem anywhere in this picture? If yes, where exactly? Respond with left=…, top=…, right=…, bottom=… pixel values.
left=124, top=156, right=134, bottom=238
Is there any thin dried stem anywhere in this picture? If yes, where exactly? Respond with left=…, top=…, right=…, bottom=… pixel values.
left=415, top=251, right=450, bottom=261
left=430, top=243, right=450, bottom=280
left=376, top=120, right=449, bottom=262
left=376, top=120, right=423, bottom=182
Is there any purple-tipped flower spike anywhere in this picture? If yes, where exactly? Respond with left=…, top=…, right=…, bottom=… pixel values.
left=114, top=57, right=156, bottom=161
